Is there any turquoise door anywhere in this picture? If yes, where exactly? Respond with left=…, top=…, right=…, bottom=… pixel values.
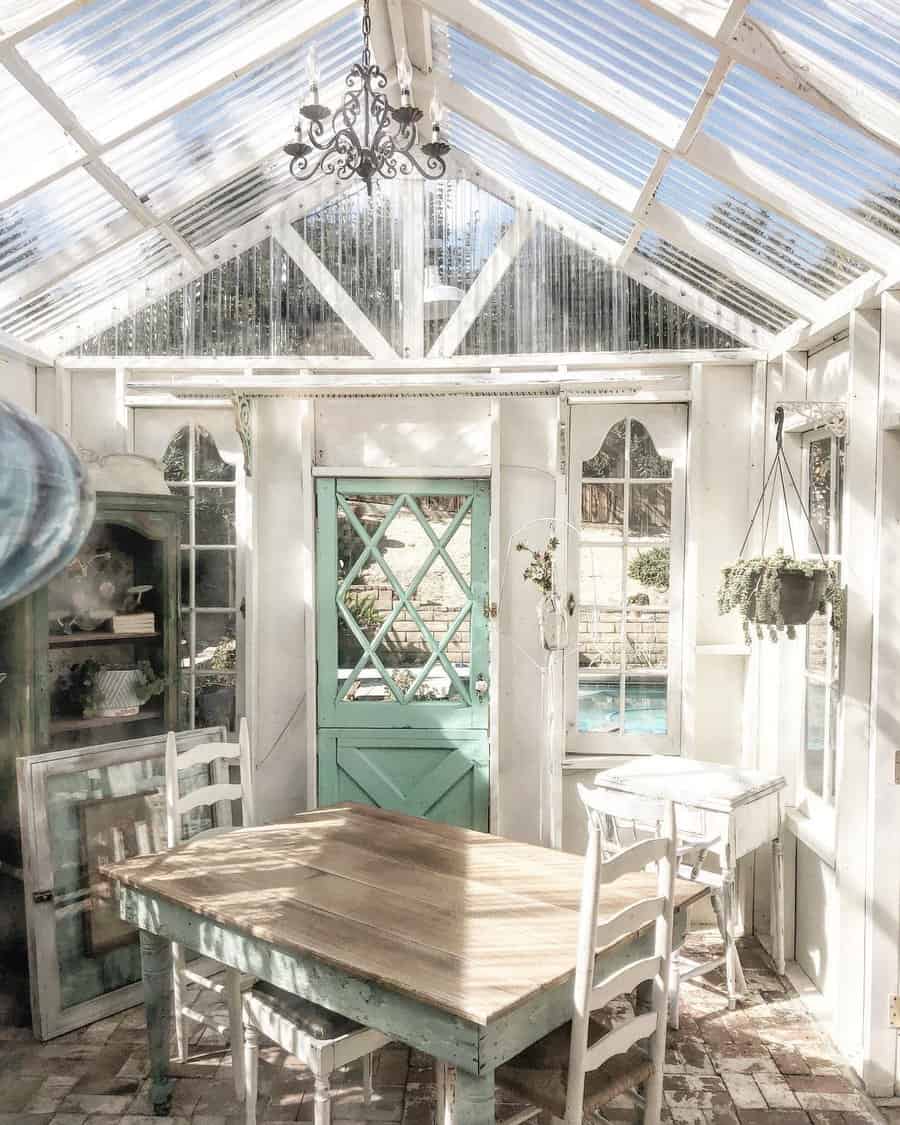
left=316, top=479, right=490, bottom=829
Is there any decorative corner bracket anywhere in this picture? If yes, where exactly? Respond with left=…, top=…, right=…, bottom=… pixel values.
left=777, top=401, right=847, bottom=440
left=233, top=394, right=253, bottom=477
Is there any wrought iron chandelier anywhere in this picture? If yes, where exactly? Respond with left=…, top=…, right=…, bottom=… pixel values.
left=284, top=0, right=450, bottom=196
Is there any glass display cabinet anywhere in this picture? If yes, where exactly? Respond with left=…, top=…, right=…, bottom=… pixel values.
left=0, top=490, right=186, bottom=873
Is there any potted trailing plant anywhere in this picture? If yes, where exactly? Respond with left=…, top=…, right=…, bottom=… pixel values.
left=718, top=548, right=842, bottom=643
left=628, top=546, right=669, bottom=606
left=78, top=658, right=167, bottom=718
left=517, top=537, right=566, bottom=651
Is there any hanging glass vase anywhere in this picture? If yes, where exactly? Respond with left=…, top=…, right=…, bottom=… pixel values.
left=537, top=592, right=567, bottom=652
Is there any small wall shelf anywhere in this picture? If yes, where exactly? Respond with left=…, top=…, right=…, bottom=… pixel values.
left=48, top=631, right=161, bottom=647
left=695, top=644, right=751, bottom=656
left=882, top=413, right=900, bottom=432
left=49, top=709, right=162, bottom=736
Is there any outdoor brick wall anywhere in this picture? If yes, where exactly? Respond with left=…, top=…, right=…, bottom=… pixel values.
left=578, top=607, right=668, bottom=669
left=348, top=585, right=471, bottom=666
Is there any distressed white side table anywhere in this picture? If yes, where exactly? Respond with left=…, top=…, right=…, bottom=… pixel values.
left=591, top=756, right=787, bottom=1008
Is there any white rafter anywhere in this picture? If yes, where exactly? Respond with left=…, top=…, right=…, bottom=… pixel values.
left=0, top=329, right=55, bottom=367
left=273, top=215, right=400, bottom=361
left=0, top=1, right=89, bottom=47
left=428, top=208, right=536, bottom=358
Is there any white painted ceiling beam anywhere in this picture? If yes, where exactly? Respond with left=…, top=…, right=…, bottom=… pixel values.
left=273, top=215, right=400, bottom=361
left=447, top=152, right=770, bottom=348
left=645, top=200, right=825, bottom=321
left=31, top=176, right=354, bottom=357
left=766, top=269, right=886, bottom=359
left=0, top=329, right=55, bottom=367
left=416, top=0, right=683, bottom=149
left=0, top=0, right=356, bottom=211
left=624, top=0, right=900, bottom=157
left=428, top=208, right=536, bottom=358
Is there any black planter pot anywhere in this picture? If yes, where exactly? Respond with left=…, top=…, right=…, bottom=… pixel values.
left=748, top=567, right=828, bottom=626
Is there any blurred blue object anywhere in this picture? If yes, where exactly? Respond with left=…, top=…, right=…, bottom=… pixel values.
left=0, top=398, right=95, bottom=610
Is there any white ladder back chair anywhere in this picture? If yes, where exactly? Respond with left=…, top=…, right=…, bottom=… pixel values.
left=591, top=788, right=726, bottom=1028
left=496, top=786, right=677, bottom=1125
left=164, top=717, right=255, bottom=1092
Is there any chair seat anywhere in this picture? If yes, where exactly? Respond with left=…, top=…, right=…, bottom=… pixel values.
left=496, top=1016, right=653, bottom=1118
left=247, top=981, right=363, bottom=1041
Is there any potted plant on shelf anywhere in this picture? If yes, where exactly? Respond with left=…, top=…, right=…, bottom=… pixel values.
left=517, top=537, right=566, bottom=651
left=718, top=550, right=841, bottom=643
left=628, top=545, right=669, bottom=605
left=78, top=659, right=166, bottom=718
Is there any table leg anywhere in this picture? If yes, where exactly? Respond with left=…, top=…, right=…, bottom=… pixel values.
left=720, top=869, right=746, bottom=1010
left=442, top=1065, right=495, bottom=1125
left=139, top=929, right=173, bottom=1116
left=772, top=836, right=786, bottom=976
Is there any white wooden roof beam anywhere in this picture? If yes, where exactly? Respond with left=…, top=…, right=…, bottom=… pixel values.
left=32, top=176, right=355, bottom=358
left=626, top=0, right=900, bottom=157
left=428, top=208, right=536, bottom=358
left=0, top=0, right=356, bottom=211
left=0, top=329, right=55, bottom=367
left=447, top=152, right=772, bottom=348
left=0, top=1, right=89, bottom=47
left=272, top=216, right=400, bottom=361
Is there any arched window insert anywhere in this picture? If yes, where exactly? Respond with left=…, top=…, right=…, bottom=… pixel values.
left=569, top=407, right=687, bottom=755
left=163, top=425, right=240, bottom=732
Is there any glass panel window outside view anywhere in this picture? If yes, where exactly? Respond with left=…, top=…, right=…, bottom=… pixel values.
left=578, top=419, right=672, bottom=736
left=335, top=493, right=473, bottom=705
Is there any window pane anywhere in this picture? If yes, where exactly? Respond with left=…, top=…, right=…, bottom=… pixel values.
left=195, top=676, right=236, bottom=732
left=582, top=482, right=624, bottom=537
left=806, top=611, right=828, bottom=676
left=578, top=609, right=622, bottom=671
left=195, top=613, right=237, bottom=673
left=578, top=677, right=621, bottom=733
left=195, top=427, right=236, bottom=482
left=196, top=550, right=236, bottom=607
left=163, top=427, right=189, bottom=481
left=629, top=420, right=672, bottom=478
left=808, top=437, right=831, bottom=554
left=804, top=681, right=826, bottom=797
left=579, top=545, right=622, bottom=606
left=195, top=487, right=236, bottom=545
left=629, top=483, right=671, bottom=537
left=583, top=420, right=625, bottom=478
left=168, top=485, right=191, bottom=545
left=624, top=678, right=667, bottom=734
left=625, top=612, right=668, bottom=671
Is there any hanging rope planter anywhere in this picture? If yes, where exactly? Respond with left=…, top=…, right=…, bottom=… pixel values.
left=718, top=407, right=843, bottom=643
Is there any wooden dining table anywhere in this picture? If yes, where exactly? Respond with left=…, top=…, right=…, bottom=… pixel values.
left=103, top=803, right=708, bottom=1121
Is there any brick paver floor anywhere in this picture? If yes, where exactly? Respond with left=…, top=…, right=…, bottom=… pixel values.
left=0, top=933, right=888, bottom=1125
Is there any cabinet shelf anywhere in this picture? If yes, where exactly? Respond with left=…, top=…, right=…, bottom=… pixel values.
left=48, top=631, right=160, bottom=647
left=49, top=709, right=162, bottom=736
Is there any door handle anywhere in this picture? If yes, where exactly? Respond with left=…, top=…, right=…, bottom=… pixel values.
left=474, top=674, right=489, bottom=701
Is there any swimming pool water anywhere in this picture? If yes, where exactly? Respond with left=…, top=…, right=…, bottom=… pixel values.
left=578, top=679, right=667, bottom=734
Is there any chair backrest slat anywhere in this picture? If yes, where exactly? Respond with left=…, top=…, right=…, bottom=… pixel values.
left=596, top=896, right=665, bottom=951
left=165, top=717, right=254, bottom=848
left=589, top=955, right=662, bottom=1012
left=565, top=784, right=677, bottom=1125
left=583, top=1010, right=658, bottom=1072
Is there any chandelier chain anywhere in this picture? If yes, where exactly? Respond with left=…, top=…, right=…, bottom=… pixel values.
left=362, top=0, right=371, bottom=70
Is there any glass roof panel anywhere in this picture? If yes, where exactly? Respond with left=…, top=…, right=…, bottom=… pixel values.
left=747, top=0, right=900, bottom=101
left=104, top=10, right=358, bottom=218
left=432, top=20, right=659, bottom=191
left=0, top=66, right=86, bottom=203
left=656, top=159, right=869, bottom=297
left=0, top=167, right=128, bottom=287
left=448, top=114, right=635, bottom=245
left=0, top=230, right=178, bottom=342
left=636, top=230, right=796, bottom=333
left=704, top=67, right=900, bottom=243
left=479, top=0, right=717, bottom=120
left=0, top=0, right=69, bottom=37
left=18, top=0, right=350, bottom=144
left=168, top=154, right=301, bottom=247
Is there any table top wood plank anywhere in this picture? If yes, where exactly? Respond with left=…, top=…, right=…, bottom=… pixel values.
left=104, top=804, right=708, bottom=1026
left=593, top=756, right=786, bottom=813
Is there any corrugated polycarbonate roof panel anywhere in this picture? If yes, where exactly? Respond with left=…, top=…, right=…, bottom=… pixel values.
left=169, top=154, right=300, bottom=247
left=748, top=0, right=900, bottom=102
left=636, top=230, right=797, bottom=333
left=0, top=230, right=178, bottom=341
left=704, top=67, right=900, bottom=242
left=0, top=0, right=70, bottom=37
left=449, top=115, right=635, bottom=244
left=18, top=0, right=348, bottom=144
left=0, top=66, right=86, bottom=203
left=432, top=21, right=659, bottom=190
left=479, top=0, right=717, bottom=120
left=104, top=10, right=358, bottom=219
left=656, top=160, right=869, bottom=297
left=0, top=167, right=128, bottom=287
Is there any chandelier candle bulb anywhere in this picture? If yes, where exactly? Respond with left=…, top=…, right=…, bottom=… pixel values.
left=306, top=42, right=320, bottom=102
left=397, top=48, right=413, bottom=104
